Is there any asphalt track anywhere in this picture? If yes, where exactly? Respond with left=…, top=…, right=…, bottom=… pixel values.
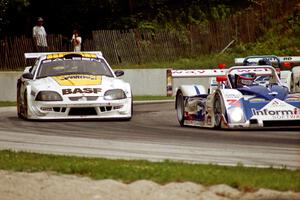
left=0, top=102, right=299, bottom=169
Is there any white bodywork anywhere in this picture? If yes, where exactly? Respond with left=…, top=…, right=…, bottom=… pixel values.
left=17, top=52, right=132, bottom=120
left=175, top=65, right=300, bottom=129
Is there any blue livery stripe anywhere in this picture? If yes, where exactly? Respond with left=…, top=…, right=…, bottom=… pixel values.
left=194, top=86, right=201, bottom=95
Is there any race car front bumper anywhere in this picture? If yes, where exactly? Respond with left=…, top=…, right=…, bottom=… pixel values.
left=26, top=97, right=132, bottom=120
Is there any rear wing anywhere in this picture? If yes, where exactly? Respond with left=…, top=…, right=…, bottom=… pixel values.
left=170, top=69, right=227, bottom=78
left=235, top=55, right=300, bottom=66
left=24, top=51, right=103, bottom=59
left=170, top=66, right=274, bottom=78
left=167, top=69, right=227, bottom=96
left=166, top=66, right=276, bottom=96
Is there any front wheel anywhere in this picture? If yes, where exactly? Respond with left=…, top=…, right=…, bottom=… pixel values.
left=16, top=86, right=23, bottom=119
left=123, top=98, right=133, bottom=121
left=213, top=94, right=223, bottom=128
left=23, top=91, right=29, bottom=120
left=176, top=91, right=185, bottom=126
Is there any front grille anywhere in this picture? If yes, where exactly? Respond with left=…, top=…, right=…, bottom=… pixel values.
left=99, top=106, right=113, bottom=112
left=53, top=107, right=60, bottom=112
left=263, top=120, right=300, bottom=127
left=69, top=96, right=98, bottom=101
left=68, top=107, right=97, bottom=116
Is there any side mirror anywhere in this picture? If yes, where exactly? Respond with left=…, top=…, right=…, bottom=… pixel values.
left=24, top=66, right=32, bottom=73
left=22, top=73, right=34, bottom=79
left=114, top=70, right=124, bottom=77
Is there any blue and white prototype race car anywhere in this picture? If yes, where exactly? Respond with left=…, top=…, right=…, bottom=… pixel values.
left=175, top=65, right=300, bottom=128
left=17, top=52, right=132, bottom=120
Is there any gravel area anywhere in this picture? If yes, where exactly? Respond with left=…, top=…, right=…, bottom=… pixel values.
left=0, top=170, right=299, bottom=200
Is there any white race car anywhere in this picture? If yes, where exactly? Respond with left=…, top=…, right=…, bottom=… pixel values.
left=17, top=52, right=132, bottom=120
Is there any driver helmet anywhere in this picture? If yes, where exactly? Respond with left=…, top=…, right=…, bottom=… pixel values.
left=243, top=60, right=257, bottom=66
left=236, top=72, right=256, bottom=87
left=258, top=58, right=272, bottom=66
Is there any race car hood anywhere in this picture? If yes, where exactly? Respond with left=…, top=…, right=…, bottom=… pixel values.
left=52, top=74, right=102, bottom=86
left=30, top=74, right=129, bottom=96
left=237, top=85, right=288, bottom=101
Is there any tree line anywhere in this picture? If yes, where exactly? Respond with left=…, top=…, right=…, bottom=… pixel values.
left=1, top=0, right=252, bottom=39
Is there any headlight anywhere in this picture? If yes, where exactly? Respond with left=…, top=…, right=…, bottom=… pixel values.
left=36, top=91, right=63, bottom=101
left=104, top=89, right=126, bottom=100
left=228, top=107, right=244, bottom=123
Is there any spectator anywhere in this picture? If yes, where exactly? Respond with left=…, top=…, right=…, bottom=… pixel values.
left=71, top=29, right=82, bottom=52
left=32, top=17, right=48, bottom=52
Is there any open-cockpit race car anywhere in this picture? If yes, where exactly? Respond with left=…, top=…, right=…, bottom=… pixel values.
left=175, top=62, right=300, bottom=129
left=17, top=52, right=132, bottom=120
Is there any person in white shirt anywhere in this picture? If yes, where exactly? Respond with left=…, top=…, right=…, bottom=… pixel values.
left=71, top=30, right=82, bottom=52
left=32, top=17, right=48, bottom=52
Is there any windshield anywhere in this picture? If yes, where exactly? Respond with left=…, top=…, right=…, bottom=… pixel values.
left=36, top=58, right=114, bottom=78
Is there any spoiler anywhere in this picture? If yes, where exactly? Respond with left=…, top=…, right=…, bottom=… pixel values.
left=166, top=66, right=276, bottom=96
left=171, top=66, right=274, bottom=78
left=24, top=51, right=103, bottom=59
left=171, top=69, right=227, bottom=78
left=235, top=55, right=300, bottom=65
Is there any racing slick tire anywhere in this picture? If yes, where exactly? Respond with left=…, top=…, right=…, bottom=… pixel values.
left=16, top=85, right=23, bottom=119
left=22, top=91, right=29, bottom=120
left=213, top=93, right=224, bottom=128
left=176, top=90, right=185, bottom=127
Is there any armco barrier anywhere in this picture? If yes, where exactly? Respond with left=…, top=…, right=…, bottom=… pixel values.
left=0, top=69, right=209, bottom=101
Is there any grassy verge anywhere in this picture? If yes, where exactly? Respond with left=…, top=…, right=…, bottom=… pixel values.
left=113, top=53, right=237, bottom=69
left=0, top=150, right=299, bottom=192
left=0, top=101, right=16, bottom=107
left=133, top=96, right=174, bottom=101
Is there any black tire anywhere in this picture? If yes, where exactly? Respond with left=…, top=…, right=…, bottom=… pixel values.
left=16, top=85, right=23, bottom=119
left=23, top=91, right=29, bottom=120
left=213, top=94, right=223, bottom=128
left=176, top=91, right=185, bottom=127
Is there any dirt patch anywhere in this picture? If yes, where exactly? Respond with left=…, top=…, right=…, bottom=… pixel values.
left=0, top=170, right=299, bottom=200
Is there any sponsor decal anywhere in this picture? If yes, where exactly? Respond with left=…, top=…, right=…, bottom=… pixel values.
left=46, top=53, right=97, bottom=59
left=224, top=93, right=241, bottom=99
left=251, top=99, right=300, bottom=120
left=53, top=74, right=101, bottom=86
left=62, top=88, right=102, bottom=95
left=227, top=99, right=241, bottom=107
left=171, top=69, right=226, bottom=77
left=252, top=108, right=298, bottom=116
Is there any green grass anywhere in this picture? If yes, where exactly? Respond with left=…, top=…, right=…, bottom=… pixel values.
left=112, top=53, right=237, bottom=69
left=0, top=101, right=16, bottom=107
left=0, top=150, right=299, bottom=192
left=133, top=96, right=174, bottom=101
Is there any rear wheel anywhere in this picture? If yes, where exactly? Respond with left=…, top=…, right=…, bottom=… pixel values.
left=176, top=91, right=185, bottom=126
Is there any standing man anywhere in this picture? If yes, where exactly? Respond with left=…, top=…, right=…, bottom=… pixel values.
left=33, top=17, right=48, bottom=52
left=71, top=29, right=82, bottom=52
